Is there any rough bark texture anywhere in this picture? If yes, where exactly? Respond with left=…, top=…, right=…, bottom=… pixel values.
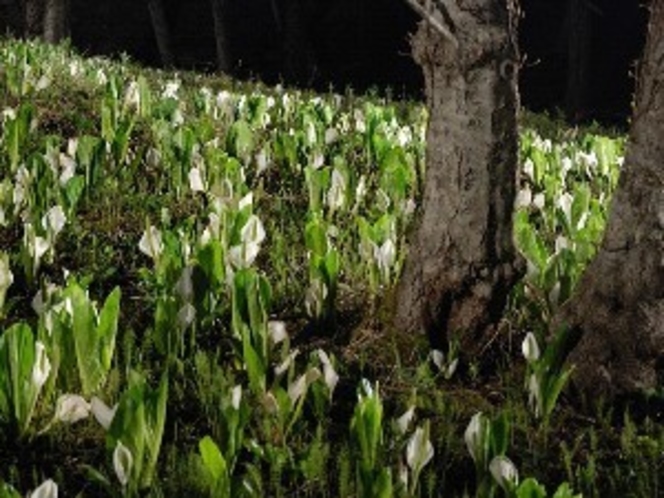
left=147, top=0, right=174, bottom=67
left=43, top=0, right=68, bottom=43
left=556, top=0, right=664, bottom=397
left=395, top=0, right=524, bottom=348
left=210, top=0, right=231, bottom=72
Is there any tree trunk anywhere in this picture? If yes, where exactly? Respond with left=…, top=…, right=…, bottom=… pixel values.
left=556, top=0, right=664, bottom=397
left=43, top=0, right=68, bottom=43
left=147, top=0, right=174, bottom=67
left=564, top=0, right=594, bottom=121
left=395, top=1, right=524, bottom=349
left=210, top=0, right=231, bottom=73
left=23, top=0, right=44, bottom=38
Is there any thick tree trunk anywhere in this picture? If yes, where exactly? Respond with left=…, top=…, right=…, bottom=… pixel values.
left=43, top=0, right=68, bottom=43
left=556, top=0, right=664, bottom=397
left=210, top=0, right=231, bottom=73
left=147, top=0, right=174, bottom=67
left=395, top=1, right=524, bottom=349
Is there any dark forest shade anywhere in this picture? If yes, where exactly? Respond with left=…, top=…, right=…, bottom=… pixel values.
left=0, top=0, right=646, bottom=124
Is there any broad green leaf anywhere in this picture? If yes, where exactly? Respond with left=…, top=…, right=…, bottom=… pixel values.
left=516, top=477, right=547, bottom=498
left=0, top=482, right=21, bottom=498
left=552, top=482, right=581, bottom=498
left=199, top=436, right=227, bottom=483
left=0, top=323, right=36, bottom=433
left=242, top=324, right=265, bottom=394
left=373, top=469, right=393, bottom=498
left=141, top=371, right=168, bottom=488
left=305, top=217, right=328, bottom=256
left=490, top=412, right=510, bottom=457
left=97, top=287, right=121, bottom=372
left=197, top=240, right=225, bottom=288
left=71, top=284, right=119, bottom=396
left=226, top=120, right=254, bottom=159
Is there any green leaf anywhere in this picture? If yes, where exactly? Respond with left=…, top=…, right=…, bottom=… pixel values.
left=141, top=371, right=169, bottom=488
left=199, top=436, right=227, bottom=483
left=552, top=482, right=581, bottom=498
left=97, top=287, right=121, bottom=373
left=373, top=468, right=393, bottom=498
left=70, top=284, right=119, bottom=396
left=490, top=411, right=510, bottom=457
left=516, top=477, right=547, bottom=498
left=305, top=217, right=328, bottom=256
left=242, top=324, right=265, bottom=394
left=108, top=374, right=147, bottom=489
left=197, top=240, right=225, bottom=287
left=0, top=482, right=22, bottom=498
left=0, top=323, right=37, bottom=434
left=226, top=120, right=254, bottom=159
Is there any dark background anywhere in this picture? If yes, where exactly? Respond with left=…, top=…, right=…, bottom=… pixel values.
left=2, top=0, right=649, bottom=126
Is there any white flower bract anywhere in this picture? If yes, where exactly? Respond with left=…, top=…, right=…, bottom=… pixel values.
left=31, top=341, right=51, bottom=391
left=138, top=225, right=163, bottom=260
left=521, top=332, right=540, bottom=363
left=55, top=394, right=91, bottom=424
left=29, top=478, right=58, bottom=498
left=91, top=396, right=117, bottom=430
left=113, top=440, right=133, bottom=487
left=489, top=455, right=519, bottom=490
left=406, top=425, right=434, bottom=473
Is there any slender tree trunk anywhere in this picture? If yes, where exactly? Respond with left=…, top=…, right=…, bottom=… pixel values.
left=43, top=0, right=68, bottom=43
left=23, top=0, right=44, bottom=38
left=556, top=0, right=664, bottom=397
left=210, top=0, right=231, bottom=73
left=564, top=0, right=594, bottom=121
left=147, top=0, right=174, bottom=67
left=395, top=1, right=524, bottom=349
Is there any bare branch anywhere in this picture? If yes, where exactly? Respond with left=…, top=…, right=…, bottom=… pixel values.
left=403, top=0, right=459, bottom=48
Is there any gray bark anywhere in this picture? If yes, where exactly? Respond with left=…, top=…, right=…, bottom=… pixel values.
left=43, top=0, right=68, bottom=43
left=210, top=0, right=231, bottom=72
left=147, top=0, right=175, bottom=67
left=556, top=0, right=664, bottom=397
left=395, top=0, right=524, bottom=350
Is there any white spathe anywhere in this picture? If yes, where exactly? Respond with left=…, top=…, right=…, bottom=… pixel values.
left=29, top=478, right=58, bottom=498
left=55, top=394, right=91, bottom=424
left=317, top=349, right=339, bottom=397
left=464, top=412, right=484, bottom=464
left=521, top=332, right=540, bottom=363
left=489, top=455, right=519, bottom=490
left=42, top=205, right=67, bottom=236
left=31, top=341, right=51, bottom=390
left=91, top=396, right=118, bottom=430
left=406, top=425, right=434, bottom=473
left=268, top=320, right=288, bottom=345
left=113, top=440, right=133, bottom=487
left=397, top=406, right=415, bottom=435
left=138, top=225, right=163, bottom=260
